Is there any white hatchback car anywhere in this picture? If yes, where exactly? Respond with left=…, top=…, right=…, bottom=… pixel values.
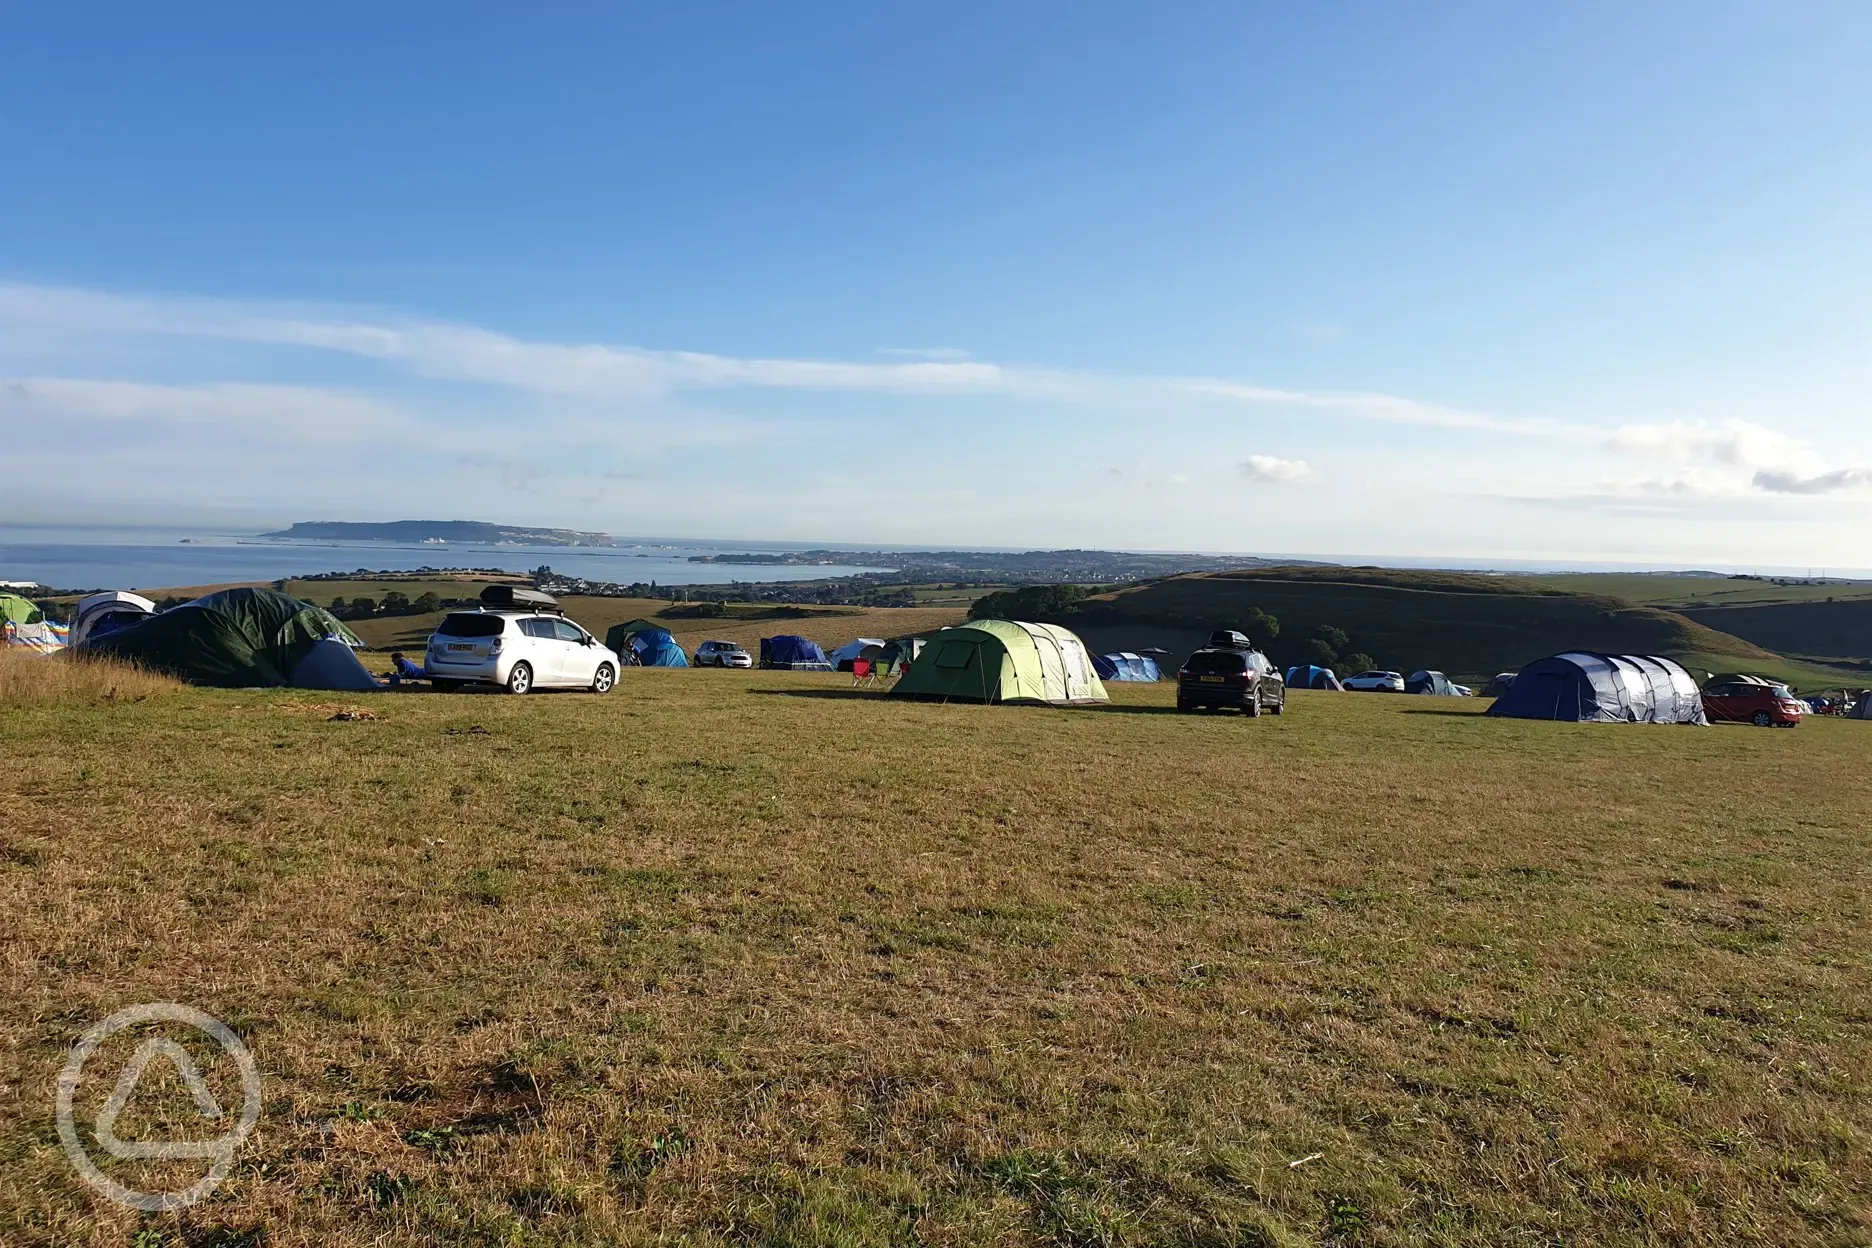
left=424, top=609, right=621, bottom=694
left=1342, top=669, right=1406, bottom=693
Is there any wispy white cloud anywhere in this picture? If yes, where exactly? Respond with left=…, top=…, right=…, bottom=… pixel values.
left=1185, top=379, right=1574, bottom=436
left=876, top=347, right=972, bottom=361
left=1753, top=466, right=1872, bottom=495
left=1, top=280, right=1559, bottom=433
left=1238, top=454, right=1317, bottom=483
left=0, top=377, right=412, bottom=442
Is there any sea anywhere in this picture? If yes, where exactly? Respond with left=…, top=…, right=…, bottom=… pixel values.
left=0, top=525, right=895, bottom=593
left=2, top=524, right=1862, bottom=594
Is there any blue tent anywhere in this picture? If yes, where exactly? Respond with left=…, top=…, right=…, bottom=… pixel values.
left=760, top=634, right=834, bottom=671
left=630, top=627, right=689, bottom=667
left=1487, top=652, right=1706, bottom=724
left=1284, top=664, right=1344, bottom=690
left=1093, top=652, right=1161, bottom=681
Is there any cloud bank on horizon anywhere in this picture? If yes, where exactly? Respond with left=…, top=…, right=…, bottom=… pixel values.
left=2, top=280, right=1868, bottom=566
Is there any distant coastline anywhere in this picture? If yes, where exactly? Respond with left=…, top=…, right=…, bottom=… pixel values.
left=260, top=520, right=615, bottom=547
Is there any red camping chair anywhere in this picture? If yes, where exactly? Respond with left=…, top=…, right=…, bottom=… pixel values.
left=851, top=658, right=876, bottom=686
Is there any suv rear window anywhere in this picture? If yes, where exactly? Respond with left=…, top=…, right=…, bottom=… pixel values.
left=437, top=613, right=505, bottom=638
left=1185, top=651, right=1248, bottom=675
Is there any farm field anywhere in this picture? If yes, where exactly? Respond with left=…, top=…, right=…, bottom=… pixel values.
left=1524, top=573, right=1872, bottom=609
left=3, top=661, right=1869, bottom=1246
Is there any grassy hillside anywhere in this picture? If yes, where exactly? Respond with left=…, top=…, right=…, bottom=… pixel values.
left=4, top=672, right=1869, bottom=1246
left=1520, top=575, right=1872, bottom=669
left=1070, top=567, right=1792, bottom=682
left=1526, top=572, right=1872, bottom=608
left=1676, top=601, right=1872, bottom=672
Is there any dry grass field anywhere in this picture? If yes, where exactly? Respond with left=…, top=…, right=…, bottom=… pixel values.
left=2, top=664, right=1869, bottom=1247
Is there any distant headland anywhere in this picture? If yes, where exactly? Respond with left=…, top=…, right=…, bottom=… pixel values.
left=259, top=520, right=615, bottom=546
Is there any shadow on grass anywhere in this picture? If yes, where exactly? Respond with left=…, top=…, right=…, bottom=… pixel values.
left=746, top=688, right=887, bottom=701
left=1398, top=708, right=1491, bottom=717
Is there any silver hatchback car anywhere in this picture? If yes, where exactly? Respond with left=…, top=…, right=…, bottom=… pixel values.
left=424, top=609, right=621, bottom=694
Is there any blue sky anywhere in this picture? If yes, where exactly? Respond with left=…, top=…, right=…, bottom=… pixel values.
left=3, top=2, right=1868, bottom=565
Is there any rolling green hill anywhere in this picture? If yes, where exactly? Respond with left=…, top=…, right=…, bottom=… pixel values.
left=1066, top=566, right=1853, bottom=685
left=1523, top=573, right=1872, bottom=670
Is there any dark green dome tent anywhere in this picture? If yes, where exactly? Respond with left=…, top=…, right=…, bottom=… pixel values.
left=84, top=588, right=371, bottom=689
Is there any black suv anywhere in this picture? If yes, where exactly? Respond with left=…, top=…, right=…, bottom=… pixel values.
left=1177, top=631, right=1286, bottom=716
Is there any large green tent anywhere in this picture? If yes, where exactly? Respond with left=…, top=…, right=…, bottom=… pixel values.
left=0, top=591, right=44, bottom=627
left=889, top=619, right=1108, bottom=705
left=86, top=588, right=367, bottom=688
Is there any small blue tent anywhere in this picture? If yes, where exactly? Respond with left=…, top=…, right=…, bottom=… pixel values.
left=1284, top=665, right=1344, bottom=690
left=630, top=627, right=689, bottom=667
left=1487, top=652, right=1706, bottom=724
left=760, top=635, right=834, bottom=671
left=1093, top=652, right=1161, bottom=682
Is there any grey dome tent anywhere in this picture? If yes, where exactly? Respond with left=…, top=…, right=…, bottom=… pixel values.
left=1487, top=652, right=1707, bottom=724
left=1285, top=664, right=1344, bottom=690
left=1406, top=670, right=1461, bottom=696
left=70, top=592, right=157, bottom=648
left=1482, top=672, right=1517, bottom=698
left=1847, top=692, right=1872, bottom=720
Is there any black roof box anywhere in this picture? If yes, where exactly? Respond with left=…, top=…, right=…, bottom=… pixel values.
left=1207, top=629, right=1252, bottom=650
left=480, top=584, right=560, bottom=611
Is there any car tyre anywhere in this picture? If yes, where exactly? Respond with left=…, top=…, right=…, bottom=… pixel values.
left=591, top=663, right=615, bottom=694
left=1752, top=710, right=1773, bottom=727
left=1270, top=698, right=1284, bottom=715
left=506, top=662, right=534, bottom=695
left=1245, top=694, right=1262, bottom=717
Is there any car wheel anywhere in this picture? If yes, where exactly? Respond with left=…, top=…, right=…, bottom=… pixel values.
left=506, top=662, right=533, bottom=695
left=1176, top=700, right=1192, bottom=713
left=1270, top=698, right=1284, bottom=715
left=591, top=663, right=615, bottom=694
left=1752, top=710, right=1773, bottom=727
left=1245, top=695, right=1262, bottom=717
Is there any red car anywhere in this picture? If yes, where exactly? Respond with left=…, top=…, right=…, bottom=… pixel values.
left=1702, top=677, right=1805, bottom=727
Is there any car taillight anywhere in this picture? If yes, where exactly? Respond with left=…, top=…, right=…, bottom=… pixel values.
left=488, top=638, right=503, bottom=656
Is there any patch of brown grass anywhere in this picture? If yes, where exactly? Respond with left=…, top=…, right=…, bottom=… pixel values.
left=0, top=646, right=181, bottom=705
left=2, top=683, right=1868, bottom=1246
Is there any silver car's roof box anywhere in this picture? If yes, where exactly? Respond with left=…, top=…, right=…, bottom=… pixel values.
left=479, top=584, right=561, bottom=612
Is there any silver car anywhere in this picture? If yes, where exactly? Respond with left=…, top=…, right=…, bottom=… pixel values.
left=424, top=609, right=621, bottom=694
left=694, top=640, right=753, bottom=668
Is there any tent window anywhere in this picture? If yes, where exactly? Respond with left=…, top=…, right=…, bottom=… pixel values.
left=935, top=642, right=975, bottom=669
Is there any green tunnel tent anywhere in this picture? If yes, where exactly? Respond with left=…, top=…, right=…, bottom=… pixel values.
left=85, top=587, right=370, bottom=689
left=889, top=619, right=1108, bottom=705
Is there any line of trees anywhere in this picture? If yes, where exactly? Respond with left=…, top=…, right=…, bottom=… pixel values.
left=327, top=591, right=447, bottom=620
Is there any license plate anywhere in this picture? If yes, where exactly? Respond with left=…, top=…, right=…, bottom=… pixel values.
left=447, top=643, right=474, bottom=652
left=1200, top=675, right=1227, bottom=683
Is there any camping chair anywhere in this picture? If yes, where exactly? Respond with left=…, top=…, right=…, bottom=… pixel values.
left=851, top=658, right=877, bottom=686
